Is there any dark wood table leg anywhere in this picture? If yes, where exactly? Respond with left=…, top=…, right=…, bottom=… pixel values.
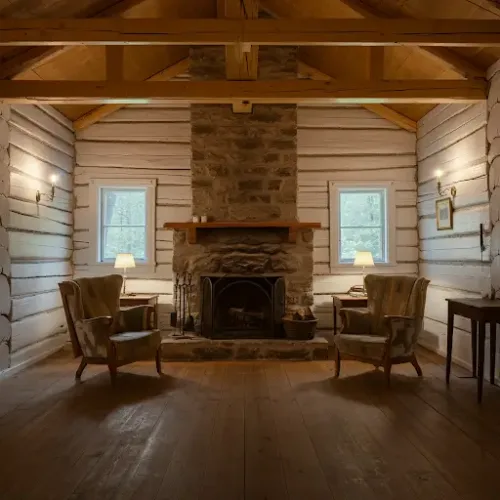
left=446, top=304, right=454, bottom=385
left=490, top=321, right=497, bottom=385
left=333, top=300, right=337, bottom=335
left=471, top=319, right=477, bottom=378
left=478, top=321, right=486, bottom=403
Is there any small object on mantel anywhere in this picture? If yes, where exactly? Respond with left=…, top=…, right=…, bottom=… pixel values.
left=163, top=220, right=322, bottom=244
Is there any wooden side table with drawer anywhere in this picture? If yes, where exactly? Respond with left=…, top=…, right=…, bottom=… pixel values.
left=332, top=294, right=368, bottom=334
left=120, top=294, right=159, bottom=330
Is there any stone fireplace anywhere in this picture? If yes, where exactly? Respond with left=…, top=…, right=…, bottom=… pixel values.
left=201, top=275, right=285, bottom=339
left=171, top=45, right=314, bottom=337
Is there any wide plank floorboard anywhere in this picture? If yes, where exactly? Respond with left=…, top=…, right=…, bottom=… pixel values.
left=0, top=349, right=500, bottom=500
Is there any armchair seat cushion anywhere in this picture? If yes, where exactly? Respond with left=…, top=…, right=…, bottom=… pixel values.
left=110, top=329, right=161, bottom=363
left=334, top=333, right=387, bottom=361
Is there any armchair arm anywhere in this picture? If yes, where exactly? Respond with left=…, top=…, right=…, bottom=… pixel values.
left=116, top=305, right=155, bottom=332
left=77, top=316, right=114, bottom=357
left=339, top=308, right=372, bottom=335
left=384, top=315, right=418, bottom=358
left=81, top=316, right=113, bottom=333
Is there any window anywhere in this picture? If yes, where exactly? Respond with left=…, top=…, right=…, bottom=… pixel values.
left=89, top=179, right=156, bottom=270
left=329, top=181, right=395, bottom=268
left=100, top=187, right=147, bottom=262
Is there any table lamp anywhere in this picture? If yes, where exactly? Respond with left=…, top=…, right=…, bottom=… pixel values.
left=353, top=250, right=374, bottom=293
left=114, top=253, right=135, bottom=295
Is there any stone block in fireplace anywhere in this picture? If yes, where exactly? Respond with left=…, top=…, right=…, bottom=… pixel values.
left=200, top=275, right=285, bottom=339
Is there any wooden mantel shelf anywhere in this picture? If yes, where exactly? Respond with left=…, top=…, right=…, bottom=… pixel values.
left=163, top=221, right=322, bottom=244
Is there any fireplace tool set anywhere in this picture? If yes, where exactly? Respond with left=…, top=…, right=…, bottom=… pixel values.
left=171, top=273, right=195, bottom=334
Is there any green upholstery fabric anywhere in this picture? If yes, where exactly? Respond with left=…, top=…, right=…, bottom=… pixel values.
left=110, top=330, right=162, bottom=363
left=335, top=334, right=387, bottom=361
left=335, top=274, right=429, bottom=364
left=365, top=274, right=420, bottom=336
left=386, top=316, right=418, bottom=358
left=75, top=275, right=122, bottom=319
left=59, top=275, right=160, bottom=364
left=340, top=308, right=372, bottom=335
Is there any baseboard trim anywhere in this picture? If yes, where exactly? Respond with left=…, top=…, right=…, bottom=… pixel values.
left=418, top=336, right=500, bottom=385
left=0, top=334, right=67, bottom=380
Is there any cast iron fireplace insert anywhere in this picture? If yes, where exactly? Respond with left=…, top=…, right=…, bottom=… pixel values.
left=200, top=275, right=285, bottom=339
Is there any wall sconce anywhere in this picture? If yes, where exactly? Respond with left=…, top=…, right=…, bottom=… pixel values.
left=436, top=169, right=457, bottom=198
left=36, top=174, right=58, bottom=204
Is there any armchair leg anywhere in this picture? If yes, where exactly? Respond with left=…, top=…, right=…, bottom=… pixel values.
left=411, top=354, right=423, bottom=377
left=155, top=348, right=162, bottom=375
left=107, top=343, right=118, bottom=384
left=75, top=358, right=87, bottom=380
left=334, top=347, right=341, bottom=378
left=108, top=363, right=117, bottom=384
left=384, top=359, right=392, bottom=387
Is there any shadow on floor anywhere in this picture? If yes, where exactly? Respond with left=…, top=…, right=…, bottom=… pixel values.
left=296, top=366, right=423, bottom=405
left=56, top=369, right=193, bottom=419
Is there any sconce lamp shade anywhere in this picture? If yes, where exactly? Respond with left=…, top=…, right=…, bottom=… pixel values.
left=114, top=253, right=136, bottom=270
left=353, top=251, right=374, bottom=267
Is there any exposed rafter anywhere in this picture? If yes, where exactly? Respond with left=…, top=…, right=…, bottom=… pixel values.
left=0, top=0, right=147, bottom=79
left=73, top=57, right=190, bottom=130
left=297, top=60, right=416, bottom=132
left=337, top=0, right=485, bottom=79
left=0, top=79, right=485, bottom=104
left=0, top=18, right=499, bottom=47
left=75, top=56, right=416, bottom=131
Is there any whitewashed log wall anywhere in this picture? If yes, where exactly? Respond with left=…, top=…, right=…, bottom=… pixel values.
left=489, top=62, right=500, bottom=296
left=297, top=105, right=418, bottom=328
left=417, top=102, right=490, bottom=369
left=0, top=104, right=11, bottom=370
left=74, top=104, right=191, bottom=331
left=7, top=104, right=74, bottom=366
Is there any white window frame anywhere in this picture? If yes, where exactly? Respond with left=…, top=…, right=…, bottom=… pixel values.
left=329, top=181, right=396, bottom=272
left=88, top=178, right=156, bottom=274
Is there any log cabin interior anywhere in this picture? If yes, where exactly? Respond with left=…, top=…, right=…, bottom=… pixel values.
left=2, top=0, right=500, bottom=498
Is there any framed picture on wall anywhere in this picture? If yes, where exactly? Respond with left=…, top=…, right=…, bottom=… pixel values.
left=436, top=198, right=453, bottom=230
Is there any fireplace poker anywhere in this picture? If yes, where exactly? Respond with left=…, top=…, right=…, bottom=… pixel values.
left=184, top=273, right=195, bottom=332
left=171, top=274, right=179, bottom=327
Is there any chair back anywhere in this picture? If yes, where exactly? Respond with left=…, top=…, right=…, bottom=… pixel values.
left=59, top=274, right=123, bottom=357
left=364, top=274, right=430, bottom=336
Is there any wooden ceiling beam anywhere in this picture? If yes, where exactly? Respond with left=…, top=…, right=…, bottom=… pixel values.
left=73, top=57, right=189, bottom=130
left=106, top=46, right=124, bottom=81
left=298, top=60, right=416, bottom=132
left=369, top=47, right=384, bottom=80
left=75, top=57, right=415, bottom=131
left=0, top=0, right=147, bottom=79
left=338, top=0, right=484, bottom=79
left=0, top=18, right=499, bottom=48
left=0, top=79, right=485, bottom=104
left=219, top=0, right=259, bottom=81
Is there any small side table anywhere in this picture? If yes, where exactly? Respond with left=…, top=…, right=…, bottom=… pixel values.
left=332, top=294, right=368, bottom=334
left=446, top=298, right=500, bottom=403
left=120, top=294, right=159, bottom=330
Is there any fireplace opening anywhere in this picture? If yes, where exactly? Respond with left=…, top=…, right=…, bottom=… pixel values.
left=201, top=275, right=285, bottom=339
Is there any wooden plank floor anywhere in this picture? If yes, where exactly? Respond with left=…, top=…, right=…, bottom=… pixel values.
left=1, top=349, right=500, bottom=500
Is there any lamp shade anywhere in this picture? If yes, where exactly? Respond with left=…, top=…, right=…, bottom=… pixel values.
left=114, top=253, right=136, bottom=270
left=353, top=251, right=374, bottom=267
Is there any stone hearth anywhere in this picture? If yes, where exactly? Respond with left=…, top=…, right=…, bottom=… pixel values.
left=160, top=334, right=329, bottom=361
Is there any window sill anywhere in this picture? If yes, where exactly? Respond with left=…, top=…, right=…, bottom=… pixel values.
left=329, top=263, right=397, bottom=275
left=86, top=263, right=157, bottom=276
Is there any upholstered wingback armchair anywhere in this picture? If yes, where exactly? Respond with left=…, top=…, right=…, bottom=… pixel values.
left=334, top=274, right=430, bottom=384
left=59, top=274, right=162, bottom=382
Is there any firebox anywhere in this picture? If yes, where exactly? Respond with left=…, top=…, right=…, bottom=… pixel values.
left=200, top=275, right=286, bottom=339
